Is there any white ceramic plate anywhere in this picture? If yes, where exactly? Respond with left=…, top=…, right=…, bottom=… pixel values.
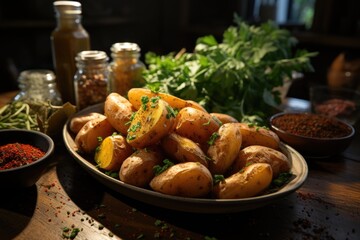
left=63, top=103, right=308, bottom=213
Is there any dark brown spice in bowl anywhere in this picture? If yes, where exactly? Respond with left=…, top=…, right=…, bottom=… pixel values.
left=271, top=113, right=352, bottom=139
left=270, top=112, right=355, bottom=157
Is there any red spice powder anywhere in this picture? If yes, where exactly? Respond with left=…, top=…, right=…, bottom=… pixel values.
left=271, top=113, right=352, bottom=138
left=0, top=143, right=45, bottom=170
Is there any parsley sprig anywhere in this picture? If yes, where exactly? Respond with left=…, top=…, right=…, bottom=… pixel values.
left=143, top=16, right=316, bottom=125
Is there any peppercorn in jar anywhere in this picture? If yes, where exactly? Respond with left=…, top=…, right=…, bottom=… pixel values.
left=109, top=42, right=145, bottom=97
left=74, top=50, right=109, bottom=110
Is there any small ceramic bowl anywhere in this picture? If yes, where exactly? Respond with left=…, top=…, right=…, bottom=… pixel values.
left=269, top=112, right=355, bottom=158
left=0, top=129, right=54, bottom=188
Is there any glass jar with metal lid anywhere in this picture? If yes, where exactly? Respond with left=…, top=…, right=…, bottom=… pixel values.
left=13, top=69, right=63, bottom=106
left=74, top=50, right=109, bottom=110
left=109, top=42, right=145, bottom=96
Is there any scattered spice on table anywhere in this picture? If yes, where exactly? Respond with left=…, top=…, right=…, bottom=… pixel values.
left=271, top=113, right=352, bottom=138
left=0, top=142, right=45, bottom=170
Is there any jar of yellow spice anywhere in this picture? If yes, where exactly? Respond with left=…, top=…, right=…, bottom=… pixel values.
left=109, top=42, right=145, bottom=96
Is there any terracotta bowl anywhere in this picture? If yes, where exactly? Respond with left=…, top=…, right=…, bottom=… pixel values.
left=0, top=129, right=54, bottom=188
left=269, top=112, right=355, bottom=158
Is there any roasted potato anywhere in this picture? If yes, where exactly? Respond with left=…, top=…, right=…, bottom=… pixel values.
left=175, top=107, right=221, bottom=145
left=126, top=98, right=175, bottom=149
left=161, top=133, right=209, bottom=167
left=150, top=162, right=213, bottom=198
left=213, top=163, right=273, bottom=199
left=75, top=116, right=115, bottom=154
left=94, top=134, right=134, bottom=171
left=104, top=92, right=135, bottom=135
left=69, top=112, right=104, bottom=134
left=237, top=123, right=280, bottom=150
left=207, top=123, right=242, bottom=174
left=128, top=88, right=207, bottom=112
left=230, top=145, right=290, bottom=178
left=210, top=113, right=238, bottom=124
left=120, top=148, right=163, bottom=187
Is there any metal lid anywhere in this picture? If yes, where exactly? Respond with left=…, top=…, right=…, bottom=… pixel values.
left=111, top=42, right=141, bottom=53
left=54, top=1, right=82, bottom=15
left=76, top=50, right=109, bottom=63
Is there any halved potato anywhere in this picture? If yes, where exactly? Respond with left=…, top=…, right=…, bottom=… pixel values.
left=126, top=98, right=175, bottom=149
left=128, top=88, right=207, bottom=112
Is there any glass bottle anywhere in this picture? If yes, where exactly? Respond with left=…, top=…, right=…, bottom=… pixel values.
left=109, top=42, right=145, bottom=96
left=51, top=1, right=90, bottom=105
left=13, top=70, right=63, bottom=106
left=74, top=51, right=109, bottom=110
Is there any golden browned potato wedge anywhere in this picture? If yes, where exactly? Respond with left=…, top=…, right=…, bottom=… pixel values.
left=126, top=98, right=175, bottom=149
left=128, top=88, right=207, bottom=112
left=104, top=92, right=135, bottom=136
left=175, top=107, right=221, bottom=145
left=94, top=134, right=134, bottom=171
left=120, top=148, right=163, bottom=187
left=210, top=113, right=238, bottom=124
left=150, top=162, right=213, bottom=198
left=75, top=116, right=115, bottom=154
left=207, top=123, right=242, bottom=174
left=230, top=145, right=290, bottom=178
left=237, top=123, right=280, bottom=150
left=161, top=133, right=209, bottom=167
left=213, top=163, right=273, bottom=199
left=69, top=112, right=104, bottom=134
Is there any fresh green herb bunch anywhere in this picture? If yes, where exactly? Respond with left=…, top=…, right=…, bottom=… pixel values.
left=143, top=16, right=316, bottom=125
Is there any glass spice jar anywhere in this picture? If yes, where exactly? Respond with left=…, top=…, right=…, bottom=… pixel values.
left=51, top=1, right=90, bottom=105
left=109, top=42, right=145, bottom=96
left=13, top=69, right=63, bottom=106
left=74, top=50, right=109, bottom=110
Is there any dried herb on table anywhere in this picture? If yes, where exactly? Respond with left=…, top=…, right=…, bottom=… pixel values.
left=143, top=16, right=316, bottom=125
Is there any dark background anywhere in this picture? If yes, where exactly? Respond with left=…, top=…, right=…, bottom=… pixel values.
left=1, top=0, right=360, bottom=96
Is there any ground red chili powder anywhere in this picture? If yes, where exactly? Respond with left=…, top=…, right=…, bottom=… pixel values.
left=271, top=113, right=352, bottom=138
left=0, top=143, right=45, bottom=170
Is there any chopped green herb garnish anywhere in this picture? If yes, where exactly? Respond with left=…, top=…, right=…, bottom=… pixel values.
left=207, top=132, right=220, bottom=145
left=166, top=105, right=177, bottom=119
left=153, top=159, right=174, bottom=175
left=213, top=174, right=225, bottom=185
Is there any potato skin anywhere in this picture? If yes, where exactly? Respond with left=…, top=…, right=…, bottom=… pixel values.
left=207, top=123, right=242, bottom=174
left=230, top=145, right=290, bottom=178
left=75, top=116, right=115, bottom=154
left=104, top=92, right=135, bottom=135
left=127, top=99, right=175, bottom=149
left=70, top=112, right=104, bottom=134
left=237, top=123, right=280, bottom=150
left=175, top=107, right=221, bottom=145
left=120, top=148, right=163, bottom=187
left=161, top=133, right=209, bottom=167
left=150, top=162, right=213, bottom=198
left=210, top=113, right=239, bottom=124
left=94, top=134, right=134, bottom=171
left=213, top=163, right=273, bottom=199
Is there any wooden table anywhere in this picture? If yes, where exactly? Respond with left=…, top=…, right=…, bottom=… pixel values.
left=1, top=92, right=360, bottom=240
